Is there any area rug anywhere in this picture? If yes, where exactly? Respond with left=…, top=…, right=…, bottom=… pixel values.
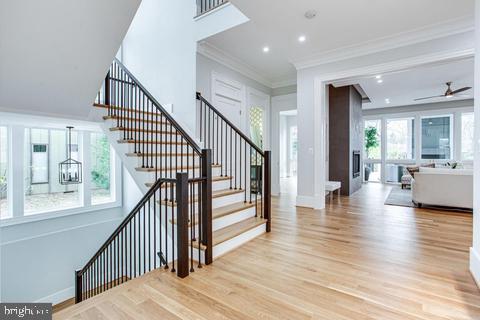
left=385, top=186, right=473, bottom=212
left=384, top=186, right=414, bottom=207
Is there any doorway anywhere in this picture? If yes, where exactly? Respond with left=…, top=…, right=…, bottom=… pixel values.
left=279, top=110, right=297, bottom=195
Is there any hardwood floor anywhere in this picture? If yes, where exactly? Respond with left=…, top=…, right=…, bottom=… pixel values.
left=54, top=183, right=479, bottom=320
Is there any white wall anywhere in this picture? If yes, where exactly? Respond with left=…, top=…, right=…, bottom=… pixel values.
left=0, top=208, right=123, bottom=303
left=271, top=94, right=297, bottom=195
left=0, top=0, right=140, bottom=119
left=197, top=53, right=272, bottom=101
left=295, top=30, right=475, bottom=209
left=122, top=0, right=198, bottom=133
left=471, top=0, right=480, bottom=288
left=122, top=165, right=142, bottom=216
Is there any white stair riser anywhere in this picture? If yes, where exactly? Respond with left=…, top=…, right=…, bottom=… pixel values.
left=137, top=166, right=222, bottom=180
left=104, top=118, right=173, bottom=131
left=212, top=206, right=256, bottom=231
left=119, top=142, right=194, bottom=154
left=192, top=222, right=266, bottom=261
left=157, top=189, right=246, bottom=211
left=133, top=156, right=201, bottom=168
left=147, top=178, right=231, bottom=193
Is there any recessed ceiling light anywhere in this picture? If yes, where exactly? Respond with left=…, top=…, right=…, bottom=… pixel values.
left=385, top=98, right=390, bottom=104
left=263, top=46, right=270, bottom=53
left=377, top=79, right=383, bottom=84
left=446, top=94, right=453, bottom=98
left=375, top=75, right=382, bottom=79
left=298, top=35, right=306, bottom=43
left=304, top=10, right=317, bottom=19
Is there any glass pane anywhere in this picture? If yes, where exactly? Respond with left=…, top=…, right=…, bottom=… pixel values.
left=421, top=116, right=451, bottom=159
left=461, top=113, right=474, bottom=160
left=24, top=128, right=81, bottom=215
left=385, top=163, right=412, bottom=183
left=364, top=119, right=381, bottom=160
left=250, top=107, right=264, bottom=149
left=364, top=163, right=381, bottom=182
left=0, top=127, right=8, bottom=219
left=386, top=118, right=415, bottom=160
left=91, top=133, right=113, bottom=205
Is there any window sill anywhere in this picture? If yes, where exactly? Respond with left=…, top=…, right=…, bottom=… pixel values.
left=0, top=201, right=121, bottom=227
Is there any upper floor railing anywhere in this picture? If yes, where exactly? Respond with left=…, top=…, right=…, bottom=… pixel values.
left=196, top=0, right=228, bottom=17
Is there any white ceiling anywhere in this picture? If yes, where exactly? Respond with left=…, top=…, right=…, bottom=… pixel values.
left=0, top=0, right=140, bottom=119
left=205, top=0, right=474, bottom=87
left=335, top=57, right=474, bottom=109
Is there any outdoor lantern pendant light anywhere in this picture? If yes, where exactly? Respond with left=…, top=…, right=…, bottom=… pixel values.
left=59, top=126, right=83, bottom=185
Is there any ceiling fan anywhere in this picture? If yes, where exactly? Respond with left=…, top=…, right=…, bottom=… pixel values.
left=414, top=82, right=472, bottom=101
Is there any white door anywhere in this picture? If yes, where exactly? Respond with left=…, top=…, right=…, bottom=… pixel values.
left=211, top=73, right=245, bottom=130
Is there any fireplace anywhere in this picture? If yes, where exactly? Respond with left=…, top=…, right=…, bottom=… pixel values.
left=353, top=151, right=360, bottom=178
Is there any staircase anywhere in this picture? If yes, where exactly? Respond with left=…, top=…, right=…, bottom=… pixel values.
left=74, top=59, right=271, bottom=303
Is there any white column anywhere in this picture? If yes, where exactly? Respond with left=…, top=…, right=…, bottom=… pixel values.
left=9, top=125, right=24, bottom=218
left=471, top=0, right=480, bottom=288
left=296, top=72, right=325, bottom=209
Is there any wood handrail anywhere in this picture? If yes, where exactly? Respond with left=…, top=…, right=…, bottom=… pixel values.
left=196, top=92, right=264, bottom=156
left=113, top=58, right=202, bottom=156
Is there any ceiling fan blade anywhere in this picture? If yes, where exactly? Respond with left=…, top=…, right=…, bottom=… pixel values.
left=414, top=95, right=444, bottom=101
left=451, top=87, right=472, bottom=95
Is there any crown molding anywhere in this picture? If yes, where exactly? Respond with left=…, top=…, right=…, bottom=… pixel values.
left=197, top=41, right=274, bottom=88
left=293, top=15, right=474, bottom=70
left=271, top=75, right=297, bottom=89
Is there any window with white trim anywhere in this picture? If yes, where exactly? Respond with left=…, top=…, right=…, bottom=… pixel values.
left=461, top=112, right=474, bottom=161
left=0, top=127, right=8, bottom=219
left=24, top=128, right=81, bottom=215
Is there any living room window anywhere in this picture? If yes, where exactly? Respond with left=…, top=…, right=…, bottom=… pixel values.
left=0, top=126, right=8, bottom=219
left=364, top=119, right=382, bottom=182
left=421, top=115, right=452, bottom=160
left=91, top=132, right=114, bottom=205
left=24, top=128, right=81, bottom=215
left=461, top=112, right=474, bottom=161
left=386, top=118, right=415, bottom=160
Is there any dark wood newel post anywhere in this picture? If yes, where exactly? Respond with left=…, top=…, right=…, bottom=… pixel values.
left=104, top=71, right=110, bottom=106
left=176, top=172, right=189, bottom=278
left=201, top=149, right=213, bottom=264
left=75, top=270, right=83, bottom=303
left=264, top=151, right=271, bottom=232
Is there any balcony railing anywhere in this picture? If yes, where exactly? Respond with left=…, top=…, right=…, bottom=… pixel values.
left=196, top=0, right=227, bottom=17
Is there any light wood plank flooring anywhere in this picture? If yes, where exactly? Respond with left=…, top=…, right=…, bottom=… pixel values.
left=54, top=183, right=479, bottom=320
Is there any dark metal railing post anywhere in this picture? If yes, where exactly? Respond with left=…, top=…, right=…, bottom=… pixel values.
left=104, top=72, right=110, bottom=106
left=75, top=270, right=83, bottom=303
left=264, top=151, right=271, bottom=232
left=201, top=149, right=213, bottom=264
left=176, top=172, right=189, bottom=278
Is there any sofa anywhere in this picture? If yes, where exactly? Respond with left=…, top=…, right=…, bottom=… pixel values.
left=411, top=167, right=473, bottom=209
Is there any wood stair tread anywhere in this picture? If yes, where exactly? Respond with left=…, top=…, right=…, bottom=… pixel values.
left=193, top=217, right=266, bottom=249
left=160, top=188, right=244, bottom=206
left=136, top=164, right=221, bottom=172
left=118, top=139, right=189, bottom=145
left=103, top=115, right=167, bottom=125
left=110, top=127, right=181, bottom=135
left=145, top=175, right=231, bottom=187
left=126, top=152, right=196, bottom=157
left=169, top=201, right=256, bottom=225
left=95, top=103, right=164, bottom=117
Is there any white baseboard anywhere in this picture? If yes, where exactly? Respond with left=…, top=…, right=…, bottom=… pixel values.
left=470, top=247, right=480, bottom=288
left=35, top=286, right=74, bottom=305
left=296, top=195, right=325, bottom=210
